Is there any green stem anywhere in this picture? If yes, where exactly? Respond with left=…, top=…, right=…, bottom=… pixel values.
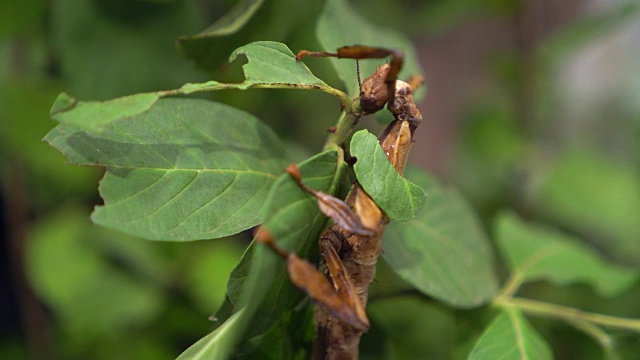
left=494, top=273, right=523, bottom=299
left=495, top=296, right=640, bottom=333
left=569, top=319, right=618, bottom=357
left=322, top=98, right=362, bottom=151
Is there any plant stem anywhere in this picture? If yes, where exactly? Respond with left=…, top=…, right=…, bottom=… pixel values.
left=323, top=98, right=362, bottom=151
left=495, top=296, right=640, bottom=333
left=569, top=319, right=618, bottom=358
left=494, top=273, right=523, bottom=299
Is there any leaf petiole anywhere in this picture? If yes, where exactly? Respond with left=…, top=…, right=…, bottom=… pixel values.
left=494, top=296, right=640, bottom=333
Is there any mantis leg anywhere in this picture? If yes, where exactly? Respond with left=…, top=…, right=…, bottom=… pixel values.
left=255, top=228, right=369, bottom=332
left=296, top=45, right=404, bottom=113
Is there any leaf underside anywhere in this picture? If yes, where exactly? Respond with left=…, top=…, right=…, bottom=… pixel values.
left=225, top=149, right=343, bottom=336
left=46, top=98, right=289, bottom=241
left=496, top=211, right=639, bottom=297
left=183, top=150, right=343, bottom=359
left=383, top=167, right=498, bottom=308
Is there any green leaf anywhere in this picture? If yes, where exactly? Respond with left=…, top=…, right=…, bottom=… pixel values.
left=225, top=149, right=344, bottom=336
left=50, top=92, right=161, bottom=129
left=496, top=211, right=639, bottom=297
left=534, top=150, right=640, bottom=264
left=190, top=150, right=342, bottom=358
left=177, top=0, right=265, bottom=71
left=240, top=307, right=314, bottom=360
left=50, top=41, right=342, bottom=132
left=45, top=98, right=289, bottom=241
left=225, top=41, right=329, bottom=89
left=315, top=0, right=425, bottom=100
left=350, top=130, right=426, bottom=221
left=176, top=307, right=247, bottom=360
left=383, top=167, right=498, bottom=308
left=468, top=308, right=552, bottom=360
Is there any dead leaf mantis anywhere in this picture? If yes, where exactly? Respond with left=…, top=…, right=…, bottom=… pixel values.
left=256, top=45, right=424, bottom=360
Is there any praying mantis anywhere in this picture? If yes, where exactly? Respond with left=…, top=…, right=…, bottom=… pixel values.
left=256, top=45, right=424, bottom=360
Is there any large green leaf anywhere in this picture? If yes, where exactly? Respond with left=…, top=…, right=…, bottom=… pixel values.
left=45, top=98, right=289, bottom=241
left=315, top=0, right=425, bottom=100
left=468, top=309, right=552, bottom=360
left=179, top=150, right=343, bottom=359
left=383, top=167, right=498, bottom=308
left=50, top=41, right=345, bottom=132
left=496, top=211, right=639, bottom=297
left=533, top=151, right=640, bottom=264
left=350, top=129, right=426, bottom=221
left=227, top=149, right=345, bottom=335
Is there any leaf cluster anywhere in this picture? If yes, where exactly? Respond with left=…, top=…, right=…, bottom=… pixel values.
left=12, top=0, right=639, bottom=359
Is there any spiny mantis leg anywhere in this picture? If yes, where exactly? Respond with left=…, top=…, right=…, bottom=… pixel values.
left=296, top=45, right=404, bottom=114
left=284, top=164, right=376, bottom=237
left=254, top=227, right=369, bottom=331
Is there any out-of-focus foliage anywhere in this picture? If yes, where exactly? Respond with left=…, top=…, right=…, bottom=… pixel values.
left=2, top=0, right=640, bottom=359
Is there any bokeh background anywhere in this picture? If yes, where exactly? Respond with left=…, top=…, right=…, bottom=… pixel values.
left=1, top=0, right=639, bottom=359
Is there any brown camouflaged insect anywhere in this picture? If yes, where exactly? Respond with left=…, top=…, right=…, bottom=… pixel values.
left=257, top=45, right=423, bottom=360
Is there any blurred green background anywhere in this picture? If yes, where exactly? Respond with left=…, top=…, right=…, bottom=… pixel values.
left=1, top=0, right=639, bottom=359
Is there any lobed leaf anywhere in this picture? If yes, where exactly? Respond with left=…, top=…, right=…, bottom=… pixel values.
left=468, top=308, right=552, bottom=360
left=46, top=98, right=288, bottom=241
left=226, top=41, right=328, bottom=88
left=496, top=211, right=639, bottom=297
left=350, top=129, right=426, bottom=221
left=50, top=41, right=340, bottom=132
left=383, top=167, right=498, bottom=308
